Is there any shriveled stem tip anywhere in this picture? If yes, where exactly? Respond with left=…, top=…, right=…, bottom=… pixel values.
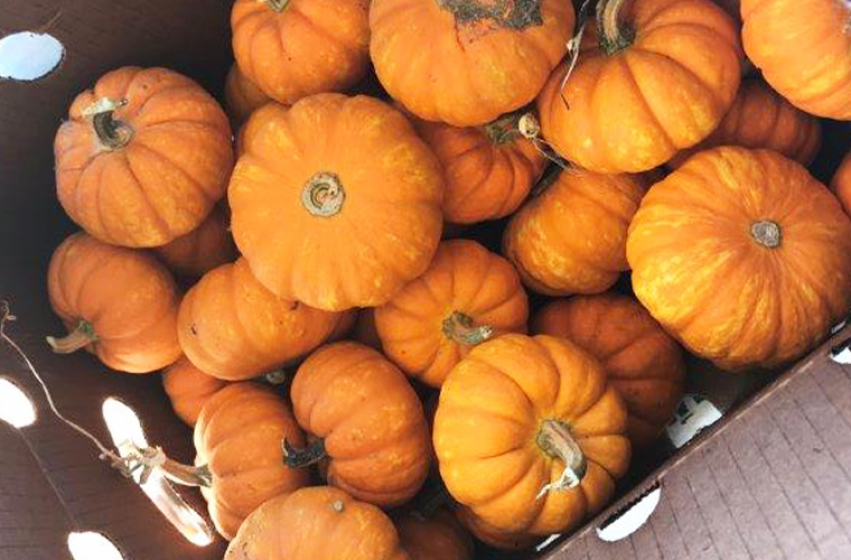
left=597, top=0, right=635, bottom=55
left=442, top=311, right=493, bottom=346
left=266, top=0, right=291, bottom=12
left=752, top=220, right=781, bottom=248
left=84, top=98, right=133, bottom=150
left=46, top=319, right=98, bottom=354
left=535, top=420, right=586, bottom=498
left=302, top=172, right=345, bottom=217
left=283, top=438, right=327, bottom=468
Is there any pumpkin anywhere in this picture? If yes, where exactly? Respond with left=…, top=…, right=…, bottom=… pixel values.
left=375, top=239, right=529, bottom=388
left=370, top=0, right=574, bottom=126
left=434, top=334, right=631, bottom=535
left=396, top=509, right=474, bottom=560
left=226, top=486, right=409, bottom=560
left=502, top=169, right=644, bottom=296
left=178, top=258, right=341, bottom=380
left=195, top=382, right=309, bottom=540
left=231, top=0, right=370, bottom=105
left=229, top=95, right=444, bottom=311
left=741, top=0, right=851, bottom=120
left=54, top=67, right=234, bottom=247
left=832, top=151, right=851, bottom=218
left=455, top=507, right=539, bottom=550
left=162, top=356, right=228, bottom=426
left=46, top=232, right=181, bottom=373
left=289, top=342, right=431, bottom=507
left=224, top=64, right=272, bottom=126
left=354, top=308, right=382, bottom=350
left=154, top=205, right=237, bottom=278
left=537, top=0, right=741, bottom=173
left=669, top=79, right=822, bottom=168
left=409, top=111, right=546, bottom=224
left=627, top=146, right=851, bottom=370
left=531, top=294, right=686, bottom=448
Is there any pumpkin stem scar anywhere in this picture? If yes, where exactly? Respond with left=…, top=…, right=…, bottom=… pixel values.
left=264, top=369, right=288, bottom=385
left=84, top=97, right=133, bottom=150
left=302, top=172, right=345, bottom=217
left=535, top=419, right=587, bottom=498
left=46, top=319, right=99, bottom=354
left=597, top=0, right=635, bottom=55
left=266, top=0, right=291, bottom=13
left=751, top=220, right=782, bottom=248
left=442, top=311, right=494, bottom=346
left=332, top=500, right=345, bottom=513
left=283, top=438, right=327, bottom=468
left=484, top=110, right=535, bottom=144
left=437, top=0, right=543, bottom=30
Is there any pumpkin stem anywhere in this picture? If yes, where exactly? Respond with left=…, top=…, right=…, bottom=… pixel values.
left=46, top=319, right=98, bottom=354
left=283, top=438, right=327, bottom=468
left=535, top=419, right=587, bottom=498
left=266, top=0, right=290, bottom=12
left=301, top=172, right=345, bottom=217
left=83, top=98, right=133, bottom=150
left=597, top=0, right=635, bottom=55
left=751, top=220, right=781, bottom=248
left=264, top=369, right=288, bottom=385
left=442, top=311, right=494, bottom=346
left=437, top=0, right=543, bottom=30
left=484, top=110, right=536, bottom=144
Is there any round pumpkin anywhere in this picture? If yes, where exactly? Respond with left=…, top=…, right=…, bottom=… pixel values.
left=195, top=382, right=309, bottom=540
left=47, top=232, right=181, bottom=373
left=289, top=342, right=431, bottom=507
left=370, top=0, right=574, bottom=126
left=531, top=294, right=685, bottom=448
left=396, top=509, right=474, bottom=560
left=375, top=239, right=529, bottom=388
left=54, top=67, right=234, bottom=247
left=229, top=95, right=444, bottom=311
left=502, top=169, right=644, bottom=296
left=628, top=146, right=851, bottom=370
left=455, top=507, right=539, bottom=550
left=434, top=334, right=631, bottom=535
left=224, top=64, right=272, bottom=126
left=537, top=0, right=741, bottom=173
left=231, top=0, right=370, bottom=105
left=832, top=151, right=851, bottom=218
left=162, top=356, right=228, bottom=426
left=741, top=0, right=851, bottom=120
left=154, top=205, right=237, bottom=278
left=227, top=486, right=409, bottom=560
left=178, top=258, right=341, bottom=380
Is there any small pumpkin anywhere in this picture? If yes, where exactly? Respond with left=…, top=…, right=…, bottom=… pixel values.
left=832, top=151, right=851, bottom=218
left=741, top=0, right=851, bottom=120
left=162, top=356, right=228, bottom=426
left=229, top=95, right=444, bottom=311
left=375, top=239, right=529, bottom=388
left=289, top=342, right=431, bottom=507
left=226, top=486, right=409, bottom=560
left=54, top=67, right=234, bottom=247
left=224, top=63, right=272, bottom=126
left=154, top=205, right=237, bottom=278
left=502, top=169, right=644, bottom=296
left=370, top=0, right=574, bottom=126
left=537, top=0, right=741, bottom=173
left=396, top=508, right=474, bottom=560
left=47, top=232, right=181, bottom=373
left=531, top=294, right=686, bottom=448
left=455, top=507, right=539, bottom=550
left=628, top=146, right=851, bottom=370
left=434, top=334, right=631, bottom=535
left=178, top=258, right=341, bottom=380
left=231, top=0, right=370, bottom=105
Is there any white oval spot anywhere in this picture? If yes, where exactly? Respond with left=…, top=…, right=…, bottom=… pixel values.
left=0, top=378, right=36, bottom=428
left=0, top=32, right=64, bottom=81
left=596, top=487, right=661, bottom=542
left=68, top=532, right=125, bottom=560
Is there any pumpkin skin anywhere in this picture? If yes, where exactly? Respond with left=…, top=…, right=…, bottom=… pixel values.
left=154, top=205, right=237, bottom=278
left=290, top=342, right=431, bottom=507
left=226, top=487, right=409, bottom=560
left=370, top=0, right=574, bottom=126
left=231, top=0, right=370, bottom=105
left=531, top=294, right=686, bottom=448
left=434, top=334, right=631, bottom=535
left=396, top=509, right=474, bottom=560
left=628, top=147, right=851, bottom=370
left=229, top=95, right=444, bottom=311
left=832, top=151, right=851, bottom=218
left=162, top=356, right=228, bottom=426
left=375, top=240, right=529, bottom=388
left=178, top=258, right=341, bottom=380
left=741, top=0, right=851, bottom=120
left=54, top=67, right=234, bottom=247
left=502, top=169, right=644, bottom=296
left=195, top=382, right=309, bottom=540
left=537, top=0, right=741, bottom=173
left=455, top=506, right=539, bottom=550
left=47, top=232, right=182, bottom=373
left=224, top=63, right=272, bottom=126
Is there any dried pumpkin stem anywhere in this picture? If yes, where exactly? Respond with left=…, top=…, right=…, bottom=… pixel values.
left=283, top=438, right=327, bottom=468
left=535, top=419, right=587, bottom=498
left=46, top=319, right=98, bottom=354
left=484, top=111, right=532, bottom=144
left=752, top=220, right=781, bottom=248
left=442, top=311, right=494, bottom=346
left=597, top=0, right=635, bottom=55
left=84, top=98, right=133, bottom=150
left=302, top=172, right=345, bottom=217
left=266, top=0, right=291, bottom=12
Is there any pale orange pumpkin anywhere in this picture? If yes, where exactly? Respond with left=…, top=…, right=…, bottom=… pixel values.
left=832, top=151, right=851, bottom=218
left=154, top=205, right=237, bottom=278
left=162, top=356, right=228, bottom=426
left=396, top=509, right=474, bottom=560
left=224, top=63, right=272, bottom=126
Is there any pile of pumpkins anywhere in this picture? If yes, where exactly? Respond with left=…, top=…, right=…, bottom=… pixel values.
left=45, top=0, right=851, bottom=557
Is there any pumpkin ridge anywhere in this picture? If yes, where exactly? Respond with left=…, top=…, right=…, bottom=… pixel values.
left=120, top=155, right=175, bottom=238
left=131, top=83, right=202, bottom=121
left=618, top=55, right=679, bottom=152
left=228, top=263, right=274, bottom=361
left=131, top=137, right=216, bottom=203
left=79, top=158, right=110, bottom=241
left=203, top=393, right=285, bottom=450
left=535, top=338, right=605, bottom=420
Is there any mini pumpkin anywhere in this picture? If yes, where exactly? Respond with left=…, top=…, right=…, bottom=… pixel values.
left=224, top=63, right=272, bottom=126
left=370, top=0, right=574, bottom=126
left=289, top=342, right=431, bottom=507
left=162, top=356, right=228, bottom=426
left=537, top=0, right=741, bottom=173
left=47, top=232, right=181, bottom=373
left=154, top=205, right=237, bottom=278
left=54, top=67, right=234, bottom=247
left=396, top=508, right=474, bottom=560
left=502, top=169, right=644, bottom=296
left=531, top=294, right=686, bottom=448
left=832, top=151, right=851, bottom=218
left=375, top=239, right=529, bottom=388
left=229, top=95, right=444, bottom=311
left=434, top=334, right=631, bottom=535
left=455, top=507, right=539, bottom=550
left=628, top=147, right=851, bottom=370
left=178, top=258, right=341, bottom=380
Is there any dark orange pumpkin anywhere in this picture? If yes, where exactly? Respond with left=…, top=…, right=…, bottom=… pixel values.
left=162, top=356, right=228, bottom=426
left=396, top=509, right=474, bottom=560
left=154, top=205, right=237, bottom=278
left=224, top=63, right=272, bottom=126
left=832, top=151, right=851, bottom=218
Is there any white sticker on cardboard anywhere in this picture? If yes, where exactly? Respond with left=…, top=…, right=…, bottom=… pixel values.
left=666, top=394, right=723, bottom=449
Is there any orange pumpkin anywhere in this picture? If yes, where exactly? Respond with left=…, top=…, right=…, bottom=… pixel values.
left=224, top=63, right=272, bottom=126
left=54, top=67, right=234, bottom=247
left=502, top=169, right=644, bottom=296
left=154, top=205, right=237, bottom=278
left=229, top=95, right=444, bottom=311
left=178, top=258, right=340, bottom=380
left=46, top=232, right=181, bottom=373
left=195, top=382, right=309, bottom=540
left=434, top=334, right=631, bottom=535
left=628, top=147, right=851, bottom=370
left=396, top=509, right=474, bottom=560
left=354, top=308, right=383, bottom=350
left=832, top=151, right=851, bottom=218
left=227, top=487, right=409, bottom=560
left=162, top=356, right=228, bottom=426
left=231, top=0, right=370, bottom=105
left=531, top=294, right=685, bottom=448
left=537, top=0, right=741, bottom=173
left=455, top=507, right=539, bottom=550
left=741, top=0, right=851, bottom=120
left=375, top=240, right=529, bottom=388
left=370, top=0, right=574, bottom=126
left=289, top=342, right=431, bottom=507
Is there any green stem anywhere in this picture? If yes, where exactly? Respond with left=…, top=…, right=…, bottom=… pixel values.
left=596, top=0, right=635, bottom=55
left=442, top=311, right=493, bottom=346
left=85, top=98, right=133, bottom=150
left=283, top=438, right=327, bottom=468
left=46, top=320, right=98, bottom=354
left=267, top=0, right=291, bottom=12
left=536, top=419, right=586, bottom=494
